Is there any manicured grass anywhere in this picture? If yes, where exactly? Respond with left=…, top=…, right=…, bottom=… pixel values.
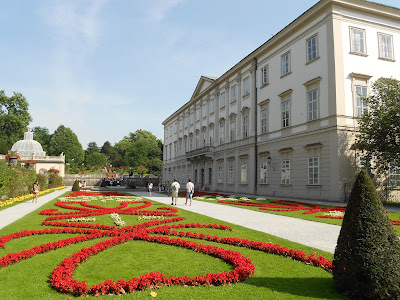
left=190, top=196, right=400, bottom=235
left=0, top=193, right=347, bottom=299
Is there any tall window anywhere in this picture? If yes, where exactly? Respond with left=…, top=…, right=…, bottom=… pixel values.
left=231, top=85, right=237, bottom=103
left=243, top=77, right=250, bottom=96
left=178, top=140, right=182, bottom=155
left=281, top=101, right=290, bottom=128
left=306, top=35, right=317, bottom=63
left=195, top=132, right=199, bottom=148
left=281, top=52, right=291, bottom=76
left=165, top=127, right=168, bottom=139
left=351, top=27, right=366, bottom=54
left=220, top=92, right=225, bottom=109
left=230, top=119, right=236, bottom=142
left=228, top=164, right=234, bottom=184
left=189, top=135, right=193, bottom=151
left=389, top=167, right=400, bottom=188
left=169, top=144, right=172, bottom=159
left=190, top=111, right=194, bottom=125
left=173, top=143, right=177, bottom=158
left=242, top=115, right=249, bottom=138
left=261, top=64, right=269, bottom=85
left=202, top=103, right=207, bottom=118
left=241, top=164, right=247, bottom=183
left=261, top=108, right=268, bottom=134
left=281, top=160, right=290, bottom=184
left=202, top=131, right=206, bottom=147
left=308, top=90, right=318, bottom=121
left=170, top=126, right=172, bottom=137
left=209, top=127, right=214, bottom=145
left=218, top=166, right=223, bottom=183
left=219, top=123, right=225, bottom=144
left=355, top=85, right=368, bottom=117
left=308, top=157, right=319, bottom=185
left=185, top=115, right=189, bottom=128
left=209, top=98, right=214, bottom=114
left=260, top=162, right=268, bottom=184
left=379, top=33, right=394, bottom=60
left=196, top=108, right=200, bottom=121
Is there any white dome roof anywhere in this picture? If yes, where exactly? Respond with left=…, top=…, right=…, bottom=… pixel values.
left=10, top=131, right=46, bottom=157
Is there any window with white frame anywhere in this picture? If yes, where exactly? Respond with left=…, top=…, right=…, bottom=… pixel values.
left=209, top=126, right=214, bottom=145
left=281, top=51, right=291, bottom=76
left=190, top=111, right=194, bottom=125
left=389, top=167, right=400, bottom=188
left=281, top=160, right=290, bottom=184
left=308, top=157, right=319, bottom=185
left=230, top=118, right=236, bottom=142
left=174, top=143, right=177, bottom=158
left=308, top=89, right=318, bottom=121
left=174, top=122, right=177, bottom=134
left=185, top=115, right=188, bottom=128
left=231, top=85, right=237, bottom=103
left=306, top=35, right=318, bottom=63
left=242, top=114, right=249, bottom=138
left=196, top=108, right=200, bottom=121
left=189, top=135, right=193, bottom=151
left=178, top=140, right=182, bottom=155
left=355, top=85, right=368, bottom=117
left=218, top=166, right=223, bottom=183
left=220, top=91, right=225, bottom=109
left=241, top=164, right=247, bottom=183
left=228, top=164, right=234, bottom=184
left=184, top=139, right=187, bottom=152
left=350, top=27, right=366, bottom=55
left=209, top=98, right=214, bottom=114
left=165, top=127, right=168, bottom=139
left=170, top=126, right=172, bottom=137
left=281, top=100, right=290, bottom=128
left=261, top=108, right=268, bottom=134
left=219, top=122, right=225, bottom=144
left=243, top=77, right=250, bottom=96
left=169, top=143, right=172, bottom=159
left=202, top=130, right=206, bottom=147
left=164, top=145, right=168, bottom=160
left=195, top=131, right=199, bottom=148
left=260, top=161, right=268, bottom=184
left=379, top=33, right=394, bottom=60
left=261, top=64, right=269, bottom=85
left=202, top=102, right=207, bottom=118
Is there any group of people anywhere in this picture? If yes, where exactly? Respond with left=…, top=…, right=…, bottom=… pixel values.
left=169, top=178, right=194, bottom=206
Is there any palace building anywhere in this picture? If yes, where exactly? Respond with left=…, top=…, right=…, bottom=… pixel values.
left=162, top=0, right=400, bottom=202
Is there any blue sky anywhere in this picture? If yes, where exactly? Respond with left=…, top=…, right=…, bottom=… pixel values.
left=1, top=0, right=399, bottom=149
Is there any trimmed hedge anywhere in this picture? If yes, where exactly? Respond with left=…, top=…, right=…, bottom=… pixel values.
left=333, top=170, right=400, bottom=299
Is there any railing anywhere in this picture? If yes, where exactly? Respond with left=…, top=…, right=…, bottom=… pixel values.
left=185, top=146, right=215, bottom=159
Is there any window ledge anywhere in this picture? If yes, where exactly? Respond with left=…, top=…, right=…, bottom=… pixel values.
left=210, top=112, right=214, bottom=116
left=280, top=184, right=292, bottom=187
left=240, top=183, right=248, bottom=185
left=305, top=56, right=320, bottom=65
left=378, top=57, right=395, bottom=62
left=230, top=100, right=237, bottom=105
left=307, top=184, right=321, bottom=187
left=280, top=71, right=292, bottom=79
left=259, top=183, right=269, bottom=185
left=260, top=83, right=269, bottom=89
left=349, top=51, right=368, bottom=57
left=242, top=93, right=250, bottom=100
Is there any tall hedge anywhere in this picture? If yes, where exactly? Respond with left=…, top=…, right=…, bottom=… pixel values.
left=333, top=170, right=400, bottom=299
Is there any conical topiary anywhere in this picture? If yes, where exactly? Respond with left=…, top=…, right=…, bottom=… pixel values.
left=333, top=170, right=400, bottom=299
left=72, top=180, right=81, bottom=191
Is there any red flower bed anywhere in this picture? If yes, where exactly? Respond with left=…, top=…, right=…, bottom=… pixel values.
left=0, top=191, right=335, bottom=296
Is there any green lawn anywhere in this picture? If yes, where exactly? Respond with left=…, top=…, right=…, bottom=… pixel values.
left=0, top=192, right=347, bottom=299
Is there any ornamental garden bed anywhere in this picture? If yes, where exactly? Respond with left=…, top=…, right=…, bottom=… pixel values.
left=0, top=191, right=346, bottom=299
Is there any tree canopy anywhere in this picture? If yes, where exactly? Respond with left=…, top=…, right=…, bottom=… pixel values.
left=84, top=142, right=107, bottom=169
left=48, top=125, right=84, bottom=167
left=357, top=78, right=400, bottom=171
left=0, top=91, right=32, bottom=154
left=32, top=126, right=51, bottom=154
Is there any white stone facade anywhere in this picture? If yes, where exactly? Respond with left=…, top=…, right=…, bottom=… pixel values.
left=162, top=0, right=400, bottom=202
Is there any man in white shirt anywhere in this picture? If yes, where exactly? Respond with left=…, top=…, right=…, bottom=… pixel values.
left=170, top=178, right=180, bottom=205
left=185, top=179, right=195, bottom=206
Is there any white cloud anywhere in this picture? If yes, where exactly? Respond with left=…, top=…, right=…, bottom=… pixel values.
left=144, top=0, right=185, bottom=23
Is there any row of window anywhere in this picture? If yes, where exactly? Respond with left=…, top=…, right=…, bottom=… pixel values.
left=350, top=27, right=394, bottom=60
left=216, top=157, right=320, bottom=186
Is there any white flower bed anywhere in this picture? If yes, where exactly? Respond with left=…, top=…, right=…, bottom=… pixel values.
left=256, top=197, right=266, bottom=201
left=138, top=215, right=165, bottom=220
left=67, top=217, right=96, bottom=223
left=323, top=211, right=345, bottom=217
left=109, top=213, right=126, bottom=226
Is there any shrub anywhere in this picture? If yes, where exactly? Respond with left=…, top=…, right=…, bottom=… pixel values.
left=333, top=170, right=400, bottom=299
left=48, top=173, right=63, bottom=188
left=72, top=180, right=81, bottom=191
left=36, top=174, right=48, bottom=191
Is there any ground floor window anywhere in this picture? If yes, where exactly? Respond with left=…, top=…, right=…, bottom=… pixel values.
left=218, top=166, right=223, bottom=183
left=308, top=157, right=319, bottom=185
left=241, top=164, right=247, bottom=183
left=260, top=162, right=268, bottom=184
left=389, top=167, right=400, bottom=188
left=281, top=160, right=290, bottom=184
left=228, top=164, right=234, bottom=184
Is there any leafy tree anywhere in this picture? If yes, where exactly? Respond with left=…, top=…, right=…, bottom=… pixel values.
left=357, top=78, right=400, bottom=172
left=48, top=125, right=84, bottom=168
left=134, top=165, right=148, bottom=177
left=85, top=152, right=108, bottom=169
left=333, top=170, right=400, bottom=299
left=0, top=91, right=32, bottom=154
left=32, top=126, right=51, bottom=153
left=101, top=141, right=124, bottom=167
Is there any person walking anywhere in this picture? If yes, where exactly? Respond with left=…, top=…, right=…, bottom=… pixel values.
left=32, top=181, right=40, bottom=203
left=148, top=181, right=153, bottom=196
left=185, top=179, right=195, bottom=206
left=170, top=178, right=180, bottom=205
left=83, top=181, right=87, bottom=191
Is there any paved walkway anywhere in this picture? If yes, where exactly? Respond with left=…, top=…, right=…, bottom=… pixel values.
left=0, top=187, right=70, bottom=230
left=130, top=191, right=341, bottom=254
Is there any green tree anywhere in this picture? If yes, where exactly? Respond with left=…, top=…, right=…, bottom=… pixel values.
left=134, top=165, right=148, bottom=177
left=32, top=126, right=51, bottom=153
left=84, top=142, right=107, bottom=169
left=0, top=91, right=32, bottom=154
left=357, top=78, right=400, bottom=172
left=101, top=141, right=124, bottom=167
left=48, top=125, right=84, bottom=168
left=333, top=170, right=400, bottom=299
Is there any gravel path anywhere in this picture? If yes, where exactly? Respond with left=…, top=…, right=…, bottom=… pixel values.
left=0, top=187, right=70, bottom=230
left=131, top=191, right=341, bottom=253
